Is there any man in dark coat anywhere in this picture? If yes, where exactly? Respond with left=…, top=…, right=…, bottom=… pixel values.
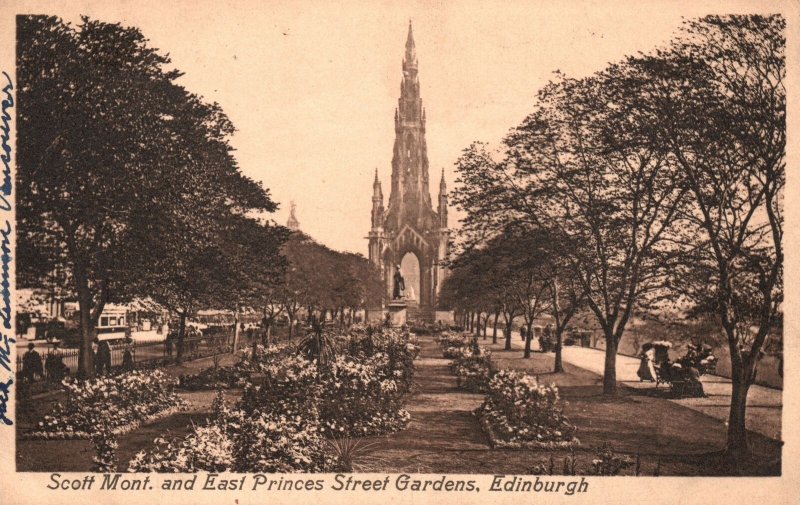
left=22, top=343, right=43, bottom=383
left=95, top=338, right=112, bottom=375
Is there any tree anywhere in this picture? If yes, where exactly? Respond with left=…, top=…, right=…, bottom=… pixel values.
left=488, top=227, right=551, bottom=358
left=16, top=16, right=278, bottom=374
left=217, top=215, right=289, bottom=349
left=546, top=260, right=586, bottom=373
left=633, top=15, right=784, bottom=466
left=504, top=69, right=687, bottom=394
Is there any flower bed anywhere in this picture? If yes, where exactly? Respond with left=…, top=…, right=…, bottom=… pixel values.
left=319, top=353, right=411, bottom=436
left=129, top=327, right=420, bottom=472
left=436, top=332, right=466, bottom=358
left=25, top=370, right=186, bottom=440
left=476, top=369, right=579, bottom=449
left=450, top=343, right=493, bottom=393
left=129, top=390, right=332, bottom=473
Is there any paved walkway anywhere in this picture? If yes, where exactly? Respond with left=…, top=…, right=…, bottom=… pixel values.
left=361, top=334, right=491, bottom=472
left=492, top=332, right=782, bottom=440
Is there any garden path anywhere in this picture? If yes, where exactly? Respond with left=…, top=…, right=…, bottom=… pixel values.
left=358, top=334, right=493, bottom=472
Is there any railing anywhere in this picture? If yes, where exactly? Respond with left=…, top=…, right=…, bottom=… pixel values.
left=15, top=333, right=250, bottom=386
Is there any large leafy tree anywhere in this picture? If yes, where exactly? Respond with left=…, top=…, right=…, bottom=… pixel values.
left=16, top=16, right=278, bottom=375
left=504, top=70, right=687, bottom=394
left=631, top=15, right=784, bottom=466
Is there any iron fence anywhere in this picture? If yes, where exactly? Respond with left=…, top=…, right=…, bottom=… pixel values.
left=15, top=333, right=249, bottom=384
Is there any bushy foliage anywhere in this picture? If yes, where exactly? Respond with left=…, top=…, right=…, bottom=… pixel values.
left=30, top=370, right=184, bottom=438
left=318, top=353, right=410, bottom=436
left=129, top=388, right=330, bottom=473
left=179, top=366, right=250, bottom=390
left=238, top=354, right=321, bottom=421
left=450, top=341, right=493, bottom=393
left=129, top=328, right=419, bottom=472
left=590, top=443, right=633, bottom=475
left=91, top=423, right=119, bottom=472
left=478, top=369, right=577, bottom=448
left=128, top=423, right=235, bottom=472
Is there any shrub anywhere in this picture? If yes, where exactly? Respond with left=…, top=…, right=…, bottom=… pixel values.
left=179, top=366, right=250, bottom=390
left=590, top=443, right=633, bottom=475
left=29, top=369, right=185, bottom=439
left=450, top=340, right=493, bottom=392
left=129, top=388, right=330, bottom=473
left=128, top=423, right=235, bottom=472
left=130, top=327, right=420, bottom=472
left=238, top=354, right=320, bottom=421
left=437, top=332, right=466, bottom=352
left=231, top=411, right=329, bottom=472
left=318, top=353, right=410, bottom=437
left=477, top=369, right=578, bottom=449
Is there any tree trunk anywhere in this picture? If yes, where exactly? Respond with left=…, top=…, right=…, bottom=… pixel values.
left=504, top=317, right=513, bottom=351
left=482, top=315, right=488, bottom=338
left=176, top=312, right=187, bottom=364
left=492, top=311, right=499, bottom=344
left=474, top=312, right=481, bottom=336
left=523, top=321, right=533, bottom=359
left=554, top=328, right=564, bottom=373
left=288, top=312, right=295, bottom=339
left=75, top=275, right=95, bottom=379
left=232, top=307, right=240, bottom=354
left=724, top=364, right=752, bottom=469
left=602, top=333, right=618, bottom=395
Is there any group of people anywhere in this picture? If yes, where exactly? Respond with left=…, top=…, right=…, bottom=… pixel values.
left=519, top=323, right=554, bottom=352
left=21, top=342, right=68, bottom=384
left=21, top=336, right=137, bottom=384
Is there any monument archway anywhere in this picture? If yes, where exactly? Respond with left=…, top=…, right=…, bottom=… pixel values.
left=367, top=23, right=450, bottom=322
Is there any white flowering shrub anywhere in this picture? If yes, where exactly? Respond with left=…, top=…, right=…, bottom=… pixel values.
left=130, top=388, right=330, bottom=473
left=231, top=411, right=330, bottom=472
left=91, top=422, right=118, bottom=472
left=129, top=328, right=420, bottom=472
left=313, top=327, right=418, bottom=436
left=179, top=366, right=250, bottom=390
left=477, top=369, right=578, bottom=449
left=318, top=353, right=410, bottom=436
left=30, top=369, right=185, bottom=439
left=450, top=341, right=493, bottom=392
left=437, top=332, right=466, bottom=358
left=128, top=423, right=234, bottom=472
left=238, top=354, right=321, bottom=421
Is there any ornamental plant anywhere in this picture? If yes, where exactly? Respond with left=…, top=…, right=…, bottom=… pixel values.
left=31, top=369, right=185, bottom=439
left=128, top=423, right=235, bottom=472
left=318, top=353, right=410, bottom=436
left=450, top=341, right=493, bottom=392
left=130, top=386, right=331, bottom=473
left=590, top=443, right=633, bottom=475
left=477, top=369, right=578, bottom=448
left=179, top=366, right=250, bottom=390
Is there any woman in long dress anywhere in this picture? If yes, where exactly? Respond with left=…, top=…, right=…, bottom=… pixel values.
left=637, top=343, right=656, bottom=381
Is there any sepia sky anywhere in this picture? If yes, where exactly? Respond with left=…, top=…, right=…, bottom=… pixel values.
left=7, top=0, right=777, bottom=254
